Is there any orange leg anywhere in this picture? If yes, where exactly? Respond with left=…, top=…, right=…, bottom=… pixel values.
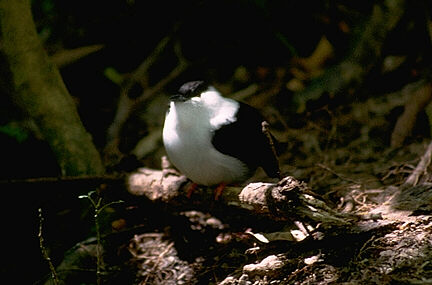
left=214, top=182, right=227, bottom=200
left=186, top=182, right=199, bottom=198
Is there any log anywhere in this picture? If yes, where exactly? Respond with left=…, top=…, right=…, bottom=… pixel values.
left=127, top=167, right=359, bottom=230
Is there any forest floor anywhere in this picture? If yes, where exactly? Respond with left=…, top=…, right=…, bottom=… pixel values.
left=41, top=90, right=432, bottom=285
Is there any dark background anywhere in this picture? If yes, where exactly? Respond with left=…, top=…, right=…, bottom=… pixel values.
left=1, top=0, right=431, bottom=283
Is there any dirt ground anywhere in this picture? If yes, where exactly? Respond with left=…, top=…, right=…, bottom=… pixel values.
left=120, top=90, right=432, bottom=284
left=39, top=86, right=432, bottom=285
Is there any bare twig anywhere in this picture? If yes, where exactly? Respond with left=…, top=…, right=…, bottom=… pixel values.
left=50, top=44, right=104, bottom=68
left=38, top=208, right=60, bottom=285
left=231, top=84, right=259, bottom=101
left=136, top=41, right=189, bottom=104
left=131, top=35, right=171, bottom=88
left=105, top=37, right=189, bottom=165
left=404, top=141, right=432, bottom=187
left=261, top=121, right=281, bottom=179
left=105, top=34, right=172, bottom=147
left=391, top=81, right=432, bottom=147
left=143, top=242, right=175, bottom=284
left=132, top=127, right=163, bottom=159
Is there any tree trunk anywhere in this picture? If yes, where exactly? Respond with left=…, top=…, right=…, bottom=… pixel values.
left=0, top=0, right=104, bottom=175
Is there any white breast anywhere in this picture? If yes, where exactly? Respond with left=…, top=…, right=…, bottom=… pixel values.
left=162, top=90, right=249, bottom=186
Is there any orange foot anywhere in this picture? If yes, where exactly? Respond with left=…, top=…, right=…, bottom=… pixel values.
left=214, top=182, right=227, bottom=200
left=186, top=182, right=199, bottom=198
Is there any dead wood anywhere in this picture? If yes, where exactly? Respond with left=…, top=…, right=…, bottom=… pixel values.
left=126, top=166, right=409, bottom=284
left=404, top=141, right=432, bottom=187
left=239, top=177, right=358, bottom=229
left=128, top=167, right=188, bottom=202
left=127, top=167, right=364, bottom=233
left=242, top=254, right=286, bottom=278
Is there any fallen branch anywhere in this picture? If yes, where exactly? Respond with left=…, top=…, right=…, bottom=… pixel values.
left=404, top=141, right=432, bottom=187
left=128, top=167, right=188, bottom=202
left=239, top=177, right=357, bottom=229
left=127, top=166, right=359, bottom=231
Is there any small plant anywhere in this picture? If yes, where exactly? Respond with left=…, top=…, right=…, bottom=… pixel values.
left=38, top=208, right=60, bottom=285
left=79, top=191, right=123, bottom=285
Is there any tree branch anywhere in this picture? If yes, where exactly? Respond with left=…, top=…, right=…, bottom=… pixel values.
left=127, top=166, right=359, bottom=231
left=391, top=81, right=432, bottom=147
left=104, top=38, right=189, bottom=165
left=50, top=44, right=104, bottom=68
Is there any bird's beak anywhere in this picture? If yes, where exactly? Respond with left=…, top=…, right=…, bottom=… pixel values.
left=170, top=94, right=187, bottom=102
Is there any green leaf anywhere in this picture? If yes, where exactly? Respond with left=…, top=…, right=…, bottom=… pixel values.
left=0, top=123, right=29, bottom=143
left=104, top=67, right=123, bottom=85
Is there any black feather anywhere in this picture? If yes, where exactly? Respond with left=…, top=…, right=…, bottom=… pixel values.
left=178, top=81, right=208, bottom=98
left=211, top=102, right=281, bottom=178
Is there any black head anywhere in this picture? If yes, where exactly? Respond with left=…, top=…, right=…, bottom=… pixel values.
left=170, top=81, right=209, bottom=102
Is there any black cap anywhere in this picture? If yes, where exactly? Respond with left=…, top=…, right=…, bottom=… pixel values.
left=170, top=81, right=209, bottom=102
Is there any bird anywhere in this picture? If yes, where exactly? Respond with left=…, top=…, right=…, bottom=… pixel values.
left=162, top=81, right=281, bottom=198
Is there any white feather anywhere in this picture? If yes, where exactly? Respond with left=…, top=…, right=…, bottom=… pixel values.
left=162, top=88, right=249, bottom=185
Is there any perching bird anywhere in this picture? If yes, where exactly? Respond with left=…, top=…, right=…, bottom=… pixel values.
left=162, top=81, right=281, bottom=195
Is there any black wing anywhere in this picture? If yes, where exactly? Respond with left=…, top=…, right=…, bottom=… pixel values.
left=211, top=102, right=281, bottom=178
